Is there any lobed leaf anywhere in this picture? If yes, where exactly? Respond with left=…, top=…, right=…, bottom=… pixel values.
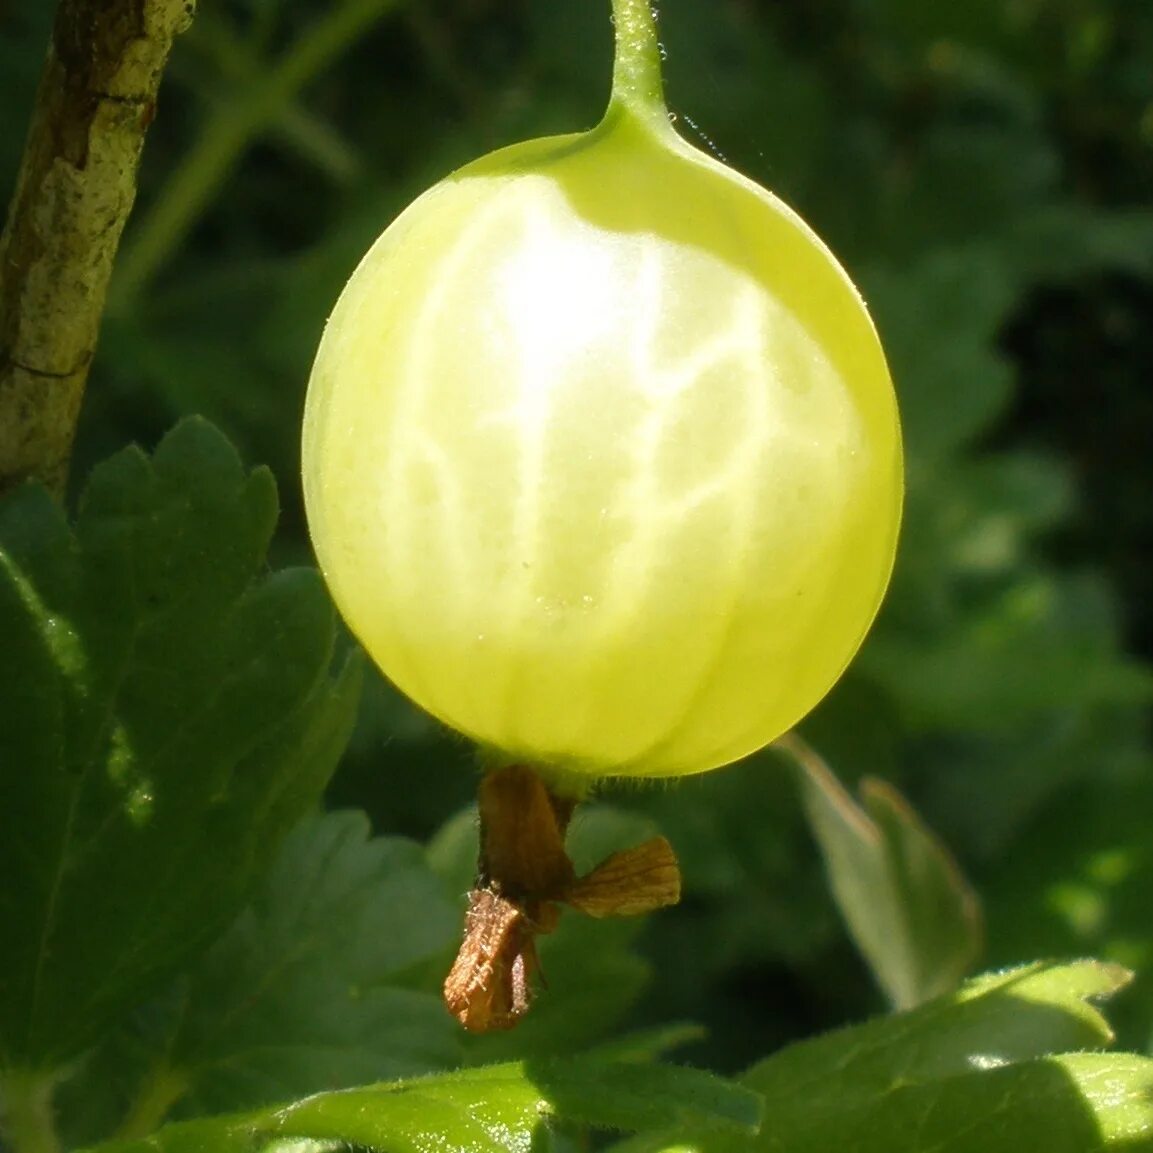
left=169, top=810, right=463, bottom=1113
left=0, top=418, right=362, bottom=1068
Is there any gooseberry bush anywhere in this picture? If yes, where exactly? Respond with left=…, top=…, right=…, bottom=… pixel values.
left=4, top=2, right=1153, bottom=1153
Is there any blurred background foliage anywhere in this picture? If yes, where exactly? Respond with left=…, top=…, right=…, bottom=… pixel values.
left=4, top=0, right=1153, bottom=1078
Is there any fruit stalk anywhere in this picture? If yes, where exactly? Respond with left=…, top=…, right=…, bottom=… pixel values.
left=609, top=0, right=667, bottom=122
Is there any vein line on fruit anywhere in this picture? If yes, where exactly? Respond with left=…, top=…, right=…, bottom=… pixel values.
left=611, top=289, right=771, bottom=768
left=501, top=202, right=565, bottom=750
left=384, top=193, right=521, bottom=714
left=567, top=258, right=765, bottom=762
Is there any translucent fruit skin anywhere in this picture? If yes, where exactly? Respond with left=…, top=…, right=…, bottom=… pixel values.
left=302, top=109, right=902, bottom=779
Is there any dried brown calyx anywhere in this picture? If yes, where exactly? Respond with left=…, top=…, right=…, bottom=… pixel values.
left=443, top=763, right=681, bottom=1032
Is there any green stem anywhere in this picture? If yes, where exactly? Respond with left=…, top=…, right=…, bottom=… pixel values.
left=608, top=0, right=668, bottom=124
left=111, top=0, right=406, bottom=309
left=0, top=1071, right=62, bottom=1153
left=178, top=15, right=360, bottom=182
left=113, top=1061, right=191, bottom=1142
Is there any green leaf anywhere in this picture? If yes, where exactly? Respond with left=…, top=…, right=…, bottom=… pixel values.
left=58, top=810, right=468, bottom=1146
left=0, top=418, right=362, bottom=1068
left=609, top=961, right=1142, bottom=1153
left=177, top=811, right=461, bottom=1109
left=983, top=771, right=1153, bottom=999
left=92, top=810, right=464, bottom=1124
left=585, top=1023, right=708, bottom=1064
left=862, top=249, right=1020, bottom=462
left=620, top=1053, right=1153, bottom=1153
left=84, top=1059, right=762, bottom=1153
left=740, top=1051, right=1153, bottom=1153
left=746, top=960, right=1128, bottom=1088
left=782, top=736, right=982, bottom=1009
left=1004, top=205, right=1153, bottom=284
left=867, top=570, right=1153, bottom=735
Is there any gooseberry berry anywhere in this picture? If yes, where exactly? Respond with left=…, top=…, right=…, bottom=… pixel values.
left=302, top=0, right=902, bottom=781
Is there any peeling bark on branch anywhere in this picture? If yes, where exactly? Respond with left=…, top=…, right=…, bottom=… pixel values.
left=0, top=0, right=195, bottom=497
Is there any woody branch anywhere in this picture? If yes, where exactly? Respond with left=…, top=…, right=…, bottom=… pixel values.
left=0, top=0, right=195, bottom=498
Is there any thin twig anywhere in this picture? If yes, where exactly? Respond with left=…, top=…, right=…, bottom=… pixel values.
left=0, top=0, right=195, bottom=497
left=110, top=0, right=406, bottom=311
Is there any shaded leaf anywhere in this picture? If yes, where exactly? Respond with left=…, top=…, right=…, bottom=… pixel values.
left=1004, top=205, right=1153, bottom=284
left=0, top=419, right=362, bottom=1067
left=867, top=571, right=1153, bottom=734
left=862, top=249, right=1020, bottom=462
left=164, top=811, right=463, bottom=1114
left=782, top=736, right=981, bottom=1008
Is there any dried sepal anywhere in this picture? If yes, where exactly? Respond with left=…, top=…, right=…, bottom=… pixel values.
left=443, top=888, right=537, bottom=1032
left=564, top=835, right=681, bottom=917
left=442, top=765, right=682, bottom=1032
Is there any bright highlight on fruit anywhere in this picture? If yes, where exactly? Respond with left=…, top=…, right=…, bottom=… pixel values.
left=302, top=0, right=903, bottom=780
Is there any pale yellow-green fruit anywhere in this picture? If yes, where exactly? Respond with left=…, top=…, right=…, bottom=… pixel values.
left=302, top=102, right=902, bottom=780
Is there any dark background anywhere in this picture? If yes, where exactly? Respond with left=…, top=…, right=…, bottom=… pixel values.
left=3, top=0, right=1153, bottom=1069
